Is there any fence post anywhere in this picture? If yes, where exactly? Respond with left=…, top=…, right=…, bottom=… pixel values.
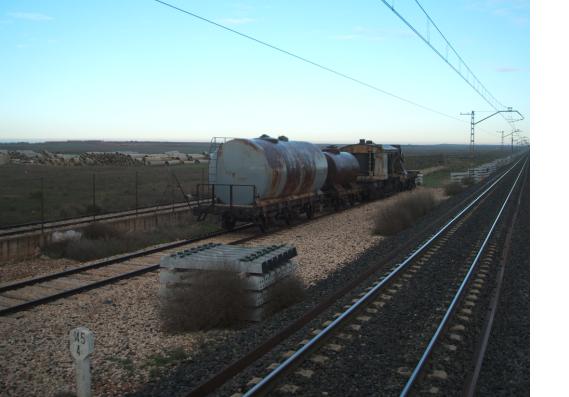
left=171, top=173, right=175, bottom=214
left=135, top=171, right=139, bottom=215
left=92, top=174, right=96, bottom=222
left=40, top=177, right=45, bottom=233
left=134, top=171, right=139, bottom=231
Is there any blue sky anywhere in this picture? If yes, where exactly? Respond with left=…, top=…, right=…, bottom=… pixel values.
left=0, top=0, right=529, bottom=144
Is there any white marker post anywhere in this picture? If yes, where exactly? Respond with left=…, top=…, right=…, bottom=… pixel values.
left=69, top=327, right=94, bottom=397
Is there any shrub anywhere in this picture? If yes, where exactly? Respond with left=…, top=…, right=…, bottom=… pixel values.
left=42, top=240, right=68, bottom=259
left=462, top=176, right=475, bottom=186
left=160, top=269, right=248, bottom=332
left=373, top=189, right=439, bottom=236
left=266, top=274, right=306, bottom=313
left=64, top=239, right=127, bottom=261
left=81, top=222, right=122, bottom=240
left=42, top=219, right=219, bottom=262
left=160, top=270, right=305, bottom=332
left=444, top=182, right=464, bottom=196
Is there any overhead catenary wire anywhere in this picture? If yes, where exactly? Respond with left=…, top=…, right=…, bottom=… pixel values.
left=153, top=0, right=467, bottom=124
left=379, top=0, right=520, bottom=128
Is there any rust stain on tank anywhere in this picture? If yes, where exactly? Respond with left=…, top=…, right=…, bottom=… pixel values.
left=254, top=139, right=285, bottom=197
left=296, top=147, right=316, bottom=194
left=322, top=151, right=359, bottom=188
left=281, top=148, right=299, bottom=196
left=257, top=139, right=321, bottom=197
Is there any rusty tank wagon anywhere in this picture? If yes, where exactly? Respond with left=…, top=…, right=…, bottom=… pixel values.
left=194, top=135, right=327, bottom=229
left=193, top=136, right=417, bottom=230
left=321, top=145, right=362, bottom=207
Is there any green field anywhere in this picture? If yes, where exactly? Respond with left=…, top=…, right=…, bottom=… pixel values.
left=422, top=170, right=451, bottom=188
left=0, top=163, right=208, bottom=227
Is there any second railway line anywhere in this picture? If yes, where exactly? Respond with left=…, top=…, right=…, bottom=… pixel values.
left=195, top=155, right=529, bottom=397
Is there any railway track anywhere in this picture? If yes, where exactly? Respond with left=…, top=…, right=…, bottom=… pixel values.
left=399, top=157, right=528, bottom=396
left=0, top=224, right=257, bottom=316
left=182, top=155, right=527, bottom=397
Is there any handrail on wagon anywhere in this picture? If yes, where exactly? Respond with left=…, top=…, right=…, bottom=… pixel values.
left=196, top=183, right=257, bottom=208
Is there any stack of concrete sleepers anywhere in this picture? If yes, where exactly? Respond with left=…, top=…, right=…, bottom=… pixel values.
left=159, top=243, right=298, bottom=321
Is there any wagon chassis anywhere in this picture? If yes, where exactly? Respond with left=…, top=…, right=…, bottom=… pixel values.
left=193, top=183, right=321, bottom=231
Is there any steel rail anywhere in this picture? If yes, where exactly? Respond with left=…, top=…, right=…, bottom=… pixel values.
left=184, top=158, right=522, bottom=397
left=0, top=225, right=258, bottom=316
left=463, top=157, right=529, bottom=397
left=399, top=157, right=528, bottom=397
left=240, top=156, right=526, bottom=397
left=185, top=156, right=523, bottom=397
left=0, top=224, right=266, bottom=317
left=0, top=264, right=163, bottom=316
left=0, top=224, right=253, bottom=294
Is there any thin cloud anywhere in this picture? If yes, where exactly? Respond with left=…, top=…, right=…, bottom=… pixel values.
left=466, top=0, right=528, bottom=26
left=7, top=12, right=53, bottom=21
left=216, top=17, right=255, bottom=26
left=496, top=66, right=521, bottom=73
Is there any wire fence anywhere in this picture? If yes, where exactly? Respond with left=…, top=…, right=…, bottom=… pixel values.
left=0, top=164, right=208, bottom=228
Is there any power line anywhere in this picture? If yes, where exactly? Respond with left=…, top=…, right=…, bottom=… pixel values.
left=153, top=0, right=466, bottom=123
left=415, top=0, right=504, bottom=110
left=379, top=0, right=520, bottom=128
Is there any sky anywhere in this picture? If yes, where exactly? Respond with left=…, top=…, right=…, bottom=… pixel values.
left=0, top=0, right=529, bottom=144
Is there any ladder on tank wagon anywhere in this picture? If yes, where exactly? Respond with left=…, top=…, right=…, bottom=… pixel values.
left=207, top=136, right=233, bottom=184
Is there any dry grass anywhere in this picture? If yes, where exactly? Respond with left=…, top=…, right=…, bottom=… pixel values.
left=160, top=270, right=248, bottom=332
left=444, top=175, right=477, bottom=196
left=373, top=188, right=439, bottom=236
left=444, top=182, right=465, bottom=196
left=42, top=219, right=218, bottom=261
left=81, top=222, right=122, bottom=240
left=266, top=274, right=306, bottom=313
left=160, top=269, right=306, bottom=332
left=462, top=176, right=475, bottom=186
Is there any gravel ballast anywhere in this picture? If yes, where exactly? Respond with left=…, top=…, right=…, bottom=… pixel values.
left=0, top=159, right=524, bottom=397
left=211, top=159, right=527, bottom=397
left=0, top=257, right=78, bottom=284
left=475, top=161, right=530, bottom=396
left=0, top=188, right=448, bottom=397
left=244, top=166, right=520, bottom=397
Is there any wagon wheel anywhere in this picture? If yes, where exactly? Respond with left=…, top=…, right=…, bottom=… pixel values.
left=305, top=204, right=314, bottom=219
left=282, top=208, right=292, bottom=225
left=256, top=215, right=267, bottom=233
